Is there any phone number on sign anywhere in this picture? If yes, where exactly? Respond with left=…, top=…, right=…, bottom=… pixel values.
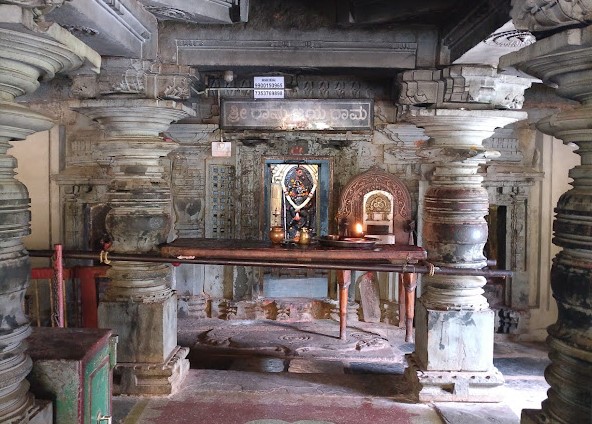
left=254, top=82, right=284, bottom=88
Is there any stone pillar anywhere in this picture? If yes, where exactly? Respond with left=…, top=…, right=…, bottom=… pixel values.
left=398, top=66, right=530, bottom=402
left=72, top=59, right=196, bottom=395
left=0, top=3, right=99, bottom=422
left=502, top=4, right=592, bottom=421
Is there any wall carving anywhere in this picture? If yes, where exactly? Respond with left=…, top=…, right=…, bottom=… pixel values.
left=483, top=127, right=541, bottom=313
left=484, top=30, right=535, bottom=48
left=71, top=58, right=196, bottom=100
left=143, top=6, right=197, bottom=22
left=207, top=164, right=236, bottom=239
left=338, top=166, right=413, bottom=244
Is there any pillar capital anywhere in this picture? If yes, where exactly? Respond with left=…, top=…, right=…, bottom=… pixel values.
left=511, top=0, right=592, bottom=32
left=403, top=108, right=527, bottom=150
left=72, top=98, right=194, bottom=138
left=397, top=65, right=532, bottom=110
left=0, top=4, right=100, bottom=102
left=502, top=26, right=592, bottom=104
left=165, top=123, right=219, bottom=147
left=71, top=57, right=197, bottom=101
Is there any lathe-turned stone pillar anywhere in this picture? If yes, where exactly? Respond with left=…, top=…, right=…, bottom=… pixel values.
left=398, top=66, right=529, bottom=402
left=0, top=3, right=99, bottom=422
left=71, top=59, right=197, bottom=394
left=502, top=6, right=592, bottom=421
left=73, top=98, right=194, bottom=395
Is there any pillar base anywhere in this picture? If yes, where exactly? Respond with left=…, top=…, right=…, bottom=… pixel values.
left=29, top=400, right=53, bottom=424
left=521, top=409, right=551, bottom=424
left=405, top=353, right=504, bottom=402
left=114, top=346, right=189, bottom=396
left=415, top=301, right=494, bottom=371
left=99, top=293, right=177, bottom=363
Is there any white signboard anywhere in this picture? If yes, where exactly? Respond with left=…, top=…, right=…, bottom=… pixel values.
left=254, top=76, right=284, bottom=99
left=212, top=141, right=232, bottom=157
left=254, top=76, right=284, bottom=89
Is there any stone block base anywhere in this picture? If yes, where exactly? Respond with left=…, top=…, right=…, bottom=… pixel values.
left=415, top=302, right=494, bottom=371
left=114, top=346, right=190, bottom=396
left=99, top=294, right=177, bottom=363
left=29, top=399, right=53, bottom=424
left=405, top=354, right=504, bottom=402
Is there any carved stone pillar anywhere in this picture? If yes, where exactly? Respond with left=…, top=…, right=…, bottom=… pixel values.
left=502, top=9, right=592, bottom=422
left=73, top=99, right=194, bottom=395
left=398, top=66, right=529, bottom=402
left=0, top=3, right=99, bottom=422
left=71, top=59, right=196, bottom=395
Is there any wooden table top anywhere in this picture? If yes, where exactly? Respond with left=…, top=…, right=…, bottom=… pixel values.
left=160, top=238, right=426, bottom=265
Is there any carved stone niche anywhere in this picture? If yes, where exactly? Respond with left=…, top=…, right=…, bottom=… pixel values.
left=481, top=127, right=542, bottom=333
left=337, top=166, right=414, bottom=244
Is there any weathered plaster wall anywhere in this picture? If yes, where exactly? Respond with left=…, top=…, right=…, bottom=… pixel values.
left=11, top=126, right=62, bottom=266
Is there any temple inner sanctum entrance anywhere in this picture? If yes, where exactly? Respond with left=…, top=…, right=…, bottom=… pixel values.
left=261, top=157, right=332, bottom=300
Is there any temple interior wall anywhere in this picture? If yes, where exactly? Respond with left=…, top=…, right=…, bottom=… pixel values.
left=10, top=85, right=580, bottom=340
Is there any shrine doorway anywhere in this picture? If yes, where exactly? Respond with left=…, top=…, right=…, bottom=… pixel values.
left=260, top=157, right=332, bottom=301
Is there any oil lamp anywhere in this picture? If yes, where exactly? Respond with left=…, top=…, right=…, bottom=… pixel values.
left=352, top=222, right=365, bottom=238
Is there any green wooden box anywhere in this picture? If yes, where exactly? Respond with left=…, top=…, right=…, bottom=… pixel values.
left=27, top=327, right=117, bottom=424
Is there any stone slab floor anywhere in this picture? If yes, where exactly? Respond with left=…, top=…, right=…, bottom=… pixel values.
left=113, top=319, right=550, bottom=424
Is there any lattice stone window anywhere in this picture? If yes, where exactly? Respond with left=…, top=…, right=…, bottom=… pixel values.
left=208, top=164, right=235, bottom=238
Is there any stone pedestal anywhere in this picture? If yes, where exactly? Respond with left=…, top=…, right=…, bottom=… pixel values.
left=401, top=99, right=527, bottom=402
left=99, top=293, right=177, bottom=364
left=73, top=90, right=195, bottom=395
left=0, top=5, right=98, bottom=423
left=501, top=15, right=592, bottom=422
left=415, top=304, right=494, bottom=371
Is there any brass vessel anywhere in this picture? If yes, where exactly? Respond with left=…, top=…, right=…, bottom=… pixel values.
left=297, top=227, right=311, bottom=245
left=269, top=226, right=285, bottom=244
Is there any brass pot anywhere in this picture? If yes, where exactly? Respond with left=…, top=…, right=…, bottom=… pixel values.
left=269, top=226, right=285, bottom=244
left=298, top=227, right=311, bottom=245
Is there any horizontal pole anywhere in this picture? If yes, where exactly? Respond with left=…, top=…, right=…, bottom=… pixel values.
left=28, top=249, right=513, bottom=278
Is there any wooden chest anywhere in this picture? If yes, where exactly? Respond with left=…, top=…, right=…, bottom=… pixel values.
left=27, top=327, right=117, bottom=424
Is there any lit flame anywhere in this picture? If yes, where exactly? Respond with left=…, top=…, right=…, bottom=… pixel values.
left=354, top=223, right=364, bottom=236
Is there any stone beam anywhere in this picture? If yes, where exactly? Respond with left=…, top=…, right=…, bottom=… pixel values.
left=159, top=23, right=438, bottom=70
left=45, top=0, right=158, bottom=58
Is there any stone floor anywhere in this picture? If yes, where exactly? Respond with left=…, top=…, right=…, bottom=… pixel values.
left=113, top=319, right=550, bottom=424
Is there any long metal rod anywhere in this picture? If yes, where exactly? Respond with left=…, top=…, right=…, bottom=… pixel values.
left=52, top=244, right=65, bottom=328
left=28, top=249, right=513, bottom=278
